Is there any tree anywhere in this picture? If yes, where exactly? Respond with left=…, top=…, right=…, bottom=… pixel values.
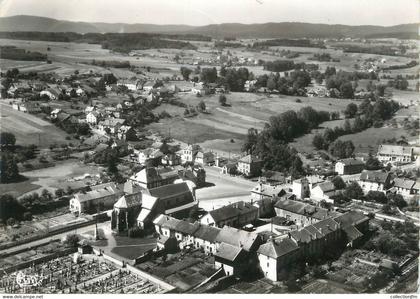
left=219, top=94, right=227, bottom=106
left=0, top=153, right=20, bottom=183
left=180, top=67, right=192, bottom=81
left=0, top=132, right=16, bottom=147
left=344, top=181, right=363, bottom=200
left=55, top=188, right=65, bottom=198
left=344, top=103, right=358, bottom=118
left=329, top=140, right=355, bottom=159
left=0, top=194, right=26, bottom=223
left=242, top=128, right=259, bottom=154
left=312, top=134, right=326, bottom=150
left=200, top=67, right=218, bottom=83
left=103, top=73, right=117, bottom=85
left=365, top=153, right=382, bottom=170
left=159, top=141, right=170, bottom=155
left=41, top=189, right=52, bottom=201
left=6, top=217, right=16, bottom=226
left=332, top=176, right=346, bottom=189
left=107, top=156, right=118, bottom=174
left=64, top=234, right=80, bottom=248
left=366, top=191, right=388, bottom=204
left=388, top=193, right=407, bottom=209
left=23, top=211, right=32, bottom=221
left=198, top=100, right=206, bottom=112
left=267, top=76, right=277, bottom=90
left=340, top=81, right=354, bottom=99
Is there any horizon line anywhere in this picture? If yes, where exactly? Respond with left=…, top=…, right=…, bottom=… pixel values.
left=1, top=14, right=416, bottom=28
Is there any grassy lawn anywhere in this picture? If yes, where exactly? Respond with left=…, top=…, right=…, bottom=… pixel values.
left=0, top=178, right=40, bottom=198
left=0, top=102, right=72, bottom=148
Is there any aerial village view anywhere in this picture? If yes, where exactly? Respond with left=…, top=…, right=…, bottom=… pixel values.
left=0, top=0, right=418, bottom=296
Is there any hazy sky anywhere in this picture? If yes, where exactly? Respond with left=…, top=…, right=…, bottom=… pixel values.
left=0, top=0, right=418, bottom=26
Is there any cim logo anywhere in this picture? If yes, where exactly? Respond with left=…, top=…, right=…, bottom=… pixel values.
left=15, top=271, right=44, bottom=288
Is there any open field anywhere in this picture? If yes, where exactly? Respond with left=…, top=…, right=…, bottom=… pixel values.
left=0, top=101, right=71, bottom=147
left=148, top=92, right=356, bottom=153
left=0, top=178, right=41, bottom=198
left=17, top=160, right=104, bottom=197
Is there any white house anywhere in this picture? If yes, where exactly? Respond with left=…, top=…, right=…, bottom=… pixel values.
left=195, top=151, right=215, bottom=165
left=40, top=88, right=60, bottom=100
left=257, top=238, right=300, bottom=281
left=358, top=170, right=392, bottom=194
left=392, top=178, right=417, bottom=198
left=310, top=181, right=336, bottom=203
left=86, top=111, right=100, bottom=124
left=181, top=144, right=201, bottom=164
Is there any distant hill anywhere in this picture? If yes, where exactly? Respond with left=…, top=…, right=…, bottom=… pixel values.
left=0, top=15, right=417, bottom=39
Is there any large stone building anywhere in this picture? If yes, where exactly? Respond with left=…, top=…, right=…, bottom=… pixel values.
left=377, top=144, right=414, bottom=164
left=258, top=211, right=369, bottom=282
left=136, top=182, right=197, bottom=228
left=111, top=191, right=143, bottom=233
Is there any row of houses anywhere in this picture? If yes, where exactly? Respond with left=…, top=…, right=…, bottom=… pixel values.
left=153, top=214, right=262, bottom=277
left=153, top=209, right=369, bottom=281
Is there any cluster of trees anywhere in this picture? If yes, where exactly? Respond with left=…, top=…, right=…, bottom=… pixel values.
left=91, top=60, right=130, bottom=68
left=263, top=60, right=295, bottom=72
left=242, top=107, right=334, bottom=176
left=382, top=60, right=418, bottom=71
left=0, top=46, right=47, bottom=61
left=252, top=39, right=325, bottom=49
left=387, top=75, right=409, bottom=90
left=309, top=53, right=332, bottom=62
left=340, top=45, right=402, bottom=56
left=0, top=132, right=22, bottom=183
left=323, top=67, right=379, bottom=99
left=313, top=99, right=399, bottom=156
left=214, top=41, right=242, bottom=48
left=0, top=32, right=203, bottom=53
left=124, top=102, right=158, bottom=128
left=255, top=70, right=311, bottom=94
left=364, top=221, right=418, bottom=259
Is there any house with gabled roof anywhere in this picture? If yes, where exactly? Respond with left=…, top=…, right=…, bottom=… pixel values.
left=335, top=158, right=365, bottom=175
left=69, top=182, right=123, bottom=215
left=257, top=238, right=300, bottom=281
left=274, top=199, right=340, bottom=227
left=86, top=111, right=101, bottom=124
left=358, top=170, right=392, bottom=194
left=390, top=178, right=418, bottom=197
left=237, top=154, right=263, bottom=177
left=214, top=242, right=248, bottom=276
left=138, top=148, right=165, bottom=166
left=311, top=181, right=337, bottom=203
left=130, top=167, right=179, bottom=189
left=40, top=87, right=61, bottom=100
left=377, top=144, right=414, bottom=164
left=200, top=201, right=259, bottom=228
left=98, top=118, right=125, bottom=134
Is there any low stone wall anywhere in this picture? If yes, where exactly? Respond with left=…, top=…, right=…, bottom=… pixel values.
left=1, top=247, right=77, bottom=274
left=126, top=264, right=176, bottom=292
left=0, top=218, right=96, bottom=251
